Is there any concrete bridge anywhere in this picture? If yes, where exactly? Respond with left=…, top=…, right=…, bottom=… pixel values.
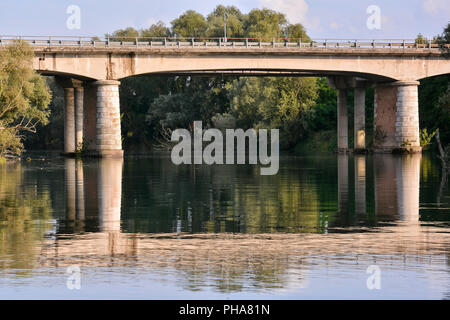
left=2, top=36, right=450, bottom=155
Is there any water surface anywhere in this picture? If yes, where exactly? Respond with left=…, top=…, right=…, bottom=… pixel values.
left=1, top=153, right=450, bottom=299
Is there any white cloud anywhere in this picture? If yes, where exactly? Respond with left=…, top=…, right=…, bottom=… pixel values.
left=423, top=0, right=450, bottom=16
left=260, top=0, right=309, bottom=24
left=259, top=0, right=321, bottom=33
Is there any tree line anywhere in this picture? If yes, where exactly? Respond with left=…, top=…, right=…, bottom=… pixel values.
left=1, top=5, right=450, bottom=158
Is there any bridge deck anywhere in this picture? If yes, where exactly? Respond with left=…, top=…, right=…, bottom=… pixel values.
left=1, top=36, right=448, bottom=56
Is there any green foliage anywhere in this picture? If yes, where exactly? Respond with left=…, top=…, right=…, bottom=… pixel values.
left=420, top=128, right=438, bottom=148
left=141, top=21, right=172, bottom=38
left=108, top=27, right=139, bottom=41
left=415, top=33, right=429, bottom=44
left=0, top=41, right=51, bottom=157
left=436, top=23, right=450, bottom=55
left=419, top=76, right=450, bottom=146
left=24, top=77, right=64, bottom=150
left=147, top=77, right=230, bottom=130
left=206, top=5, right=245, bottom=38
left=244, top=8, right=287, bottom=39
left=226, top=77, right=318, bottom=148
left=107, top=22, right=172, bottom=41
left=307, top=78, right=337, bottom=131
left=172, top=10, right=208, bottom=38
left=285, top=24, right=311, bottom=41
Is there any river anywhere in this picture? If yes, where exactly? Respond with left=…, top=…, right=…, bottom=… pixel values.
left=0, top=153, right=449, bottom=299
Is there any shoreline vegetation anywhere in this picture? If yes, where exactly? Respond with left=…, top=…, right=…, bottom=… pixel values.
left=1, top=5, right=450, bottom=162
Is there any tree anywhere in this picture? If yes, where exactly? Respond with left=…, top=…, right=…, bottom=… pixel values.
left=206, top=5, right=246, bottom=38
left=171, top=10, right=207, bottom=38
left=285, top=24, right=311, bottom=41
left=141, top=21, right=172, bottom=38
left=437, top=23, right=450, bottom=55
left=107, top=27, right=139, bottom=41
left=244, top=9, right=287, bottom=40
left=147, top=77, right=230, bottom=130
left=0, top=41, right=51, bottom=158
left=226, top=77, right=318, bottom=148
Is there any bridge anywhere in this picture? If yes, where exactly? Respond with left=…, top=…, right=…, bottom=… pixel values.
left=2, top=36, right=450, bottom=156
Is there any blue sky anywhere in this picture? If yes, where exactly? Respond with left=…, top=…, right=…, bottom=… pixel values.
left=0, top=0, right=448, bottom=40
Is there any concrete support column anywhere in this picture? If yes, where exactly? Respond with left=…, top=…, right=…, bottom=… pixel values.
left=75, top=86, right=84, bottom=151
left=95, top=80, right=123, bottom=157
left=64, top=88, right=76, bottom=154
left=83, top=83, right=98, bottom=151
left=373, top=81, right=421, bottom=153
left=354, top=87, right=366, bottom=150
left=395, top=81, right=421, bottom=151
left=337, top=89, right=348, bottom=151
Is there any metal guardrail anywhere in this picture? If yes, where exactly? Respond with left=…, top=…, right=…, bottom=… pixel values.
left=0, top=35, right=449, bottom=50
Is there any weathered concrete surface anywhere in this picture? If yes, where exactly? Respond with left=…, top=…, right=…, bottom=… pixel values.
left=395, top=81, right=420, bottom=150
left=83, top=83, right=98, bottom=151
left=95, top=80, right=123, bottom=157
left=373, top=81, right=421, bottom=153
left=33, top=47, right=450, bottom=81
left=63, top=88, right=75, bottom=154
left=354, top=87, right=366, bottom=150
left=373, top=84, right=399, bottom=151
left=337, top=89, right=349, bottom=151
left=75, top=86, right=84, bottom=151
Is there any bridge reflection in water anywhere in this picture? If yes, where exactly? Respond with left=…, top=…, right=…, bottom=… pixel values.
left=37, top=154, right=448, bottom=295
left=336, top=154, right=421, bottom=223
left=2, top=154, right=450, bottom=297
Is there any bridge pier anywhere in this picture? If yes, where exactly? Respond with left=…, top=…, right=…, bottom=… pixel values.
left=328, top=76, right=369, bottom=153
left=59, top=79, right=84, bottom=155
left=373, top=81, right=421, bottom=153
left=75, top=86, right=84, bottom=151
left=63, top=87, right=76, bottom=154
left=94, top=80, right=123, bottom=158
left=354, top=80, right=371, bottom=152
left=337, top=89, right=349, bottom=152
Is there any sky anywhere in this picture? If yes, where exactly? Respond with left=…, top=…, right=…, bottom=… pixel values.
left=0, top=0, right=449, bottom=40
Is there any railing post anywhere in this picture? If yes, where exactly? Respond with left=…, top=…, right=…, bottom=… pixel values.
left=48, top=36, right=51, bottom=48
left=136, top=37, right=138, bottom=48
left=107, top=36, right=110, bottom=47
left=219, top=37, right=221, bottom=47
left=246, top=38, right=248, bottom=48
left=164, top=37, right=167, bottom=47
left=192, top=38, right=194, bottom=47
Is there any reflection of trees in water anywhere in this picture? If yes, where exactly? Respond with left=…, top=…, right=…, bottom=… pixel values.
left=121, top=156, right=330, bottom=234
left=0, top=162, right=52, bottom=272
